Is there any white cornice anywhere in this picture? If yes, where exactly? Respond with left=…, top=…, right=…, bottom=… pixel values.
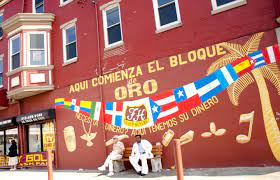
left=2, top=13, right=55, bottom=35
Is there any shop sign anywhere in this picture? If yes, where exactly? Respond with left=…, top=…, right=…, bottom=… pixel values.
left=17, top=152, right=55, bottom=167
left=16, top=109, right=55, bottom=124
left=0, top=156, right=8, bottom=167
left=0, top=117, right=16, bottom=129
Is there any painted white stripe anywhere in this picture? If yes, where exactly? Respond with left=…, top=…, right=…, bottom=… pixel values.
left=267, top=46, right=276, bottom=63
left=158, top=107, right=179, bottom=119
left=155, top=95, right=175, bottom=106
left=251, top=53, right=263, bottom=59
left=94, top=102, right=102, bottom=120
left=221, top=67, right=234, bottom=85
left=255, top=60, right=265, bottom=66
left=198, top=79, right=220, bottom=96
left=184, top=83, right=197, bottom=98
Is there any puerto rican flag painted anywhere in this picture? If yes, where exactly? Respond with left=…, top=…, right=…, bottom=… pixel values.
left=214, top=64, right=238, bottom=90
left=173, top=83, right=202, bottom=112
left=150, top=90, right=179, bottom=123
left=105, top=102, right=123, bottom=127
left=263, top=44, right=280, bottom=64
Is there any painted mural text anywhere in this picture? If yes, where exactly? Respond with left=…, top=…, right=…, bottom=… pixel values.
left=68, top=43, right=226, bottom=100
left=75, top=113, right=99, bottom=127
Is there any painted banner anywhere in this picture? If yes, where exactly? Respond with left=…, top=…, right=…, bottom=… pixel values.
left=0, top=155, right=9, bottom=167
left=54, top=44, right=280, bottom=130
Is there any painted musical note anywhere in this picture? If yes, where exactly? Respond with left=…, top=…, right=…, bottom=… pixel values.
left=236, top=111, right=255, bottom=144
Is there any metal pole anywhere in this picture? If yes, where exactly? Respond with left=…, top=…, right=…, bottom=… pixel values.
left=174, top=139, right=184, bottom=180
left=47, top=149, right=53, bottom=180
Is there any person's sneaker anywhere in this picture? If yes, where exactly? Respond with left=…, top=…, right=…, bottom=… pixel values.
left=137, top=171, right=142, bottom=175
left=98, top=165, right=106, bottom=171
left=140, top=173, right=147, bottom=176
left=107, top=172, right=114, bottom=176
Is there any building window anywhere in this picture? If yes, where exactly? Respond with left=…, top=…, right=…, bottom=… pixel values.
left=62, top=22, right=77, bottom=63
left=0, top=12, right=3, bottom=38
left=102, top=5, right=123, bottom=48
left=0, top=56, right=3, bottom=87
left=211, top=0, right=247, bottom=14
left=152, top=0, right=181, bottom=32
left=60, top=0, right=74, bottom=7
left=33, top=0, right=44, bottom=13
left=10, top=34, right=21, bottom=71
left=27, top=122, right=55, bottom=153
left=28, top=32, right=46, bottom=66
left=0, top=128, right=18, bottom=156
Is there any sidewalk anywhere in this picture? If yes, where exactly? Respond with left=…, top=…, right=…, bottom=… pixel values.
left=0, top=167, right=280, bottom=180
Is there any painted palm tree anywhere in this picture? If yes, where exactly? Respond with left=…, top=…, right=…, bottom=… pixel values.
left=207, top=32, right=280, bottom=162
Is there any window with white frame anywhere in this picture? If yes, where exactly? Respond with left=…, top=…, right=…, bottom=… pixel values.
left=0, top=12, right=3, bottom=38
left=62, top=23, right=77, bottom=62
left=102, top=5, right=123, bottom=47
left=33, top=0, right=44, bottom=13
left=28, top=32, right=46, bottom=66
left=211, top=0, right=247, bottom=14
left=0, top=56, right=3, bottom=86
left=60, top=0, right=73, bottom=7
left=152, top=0, right=181, bottom=31
left=10, top=35, right=20, bottom=70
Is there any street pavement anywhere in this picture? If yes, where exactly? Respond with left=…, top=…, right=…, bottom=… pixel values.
left=0, top=166, right=280, bottom=180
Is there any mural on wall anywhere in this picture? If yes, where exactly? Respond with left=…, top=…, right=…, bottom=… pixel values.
left=207, top=32, right=280, bottom=161
left=54, top=31, right=280, bottom=166
left=201, top=122, right=226, bottom=138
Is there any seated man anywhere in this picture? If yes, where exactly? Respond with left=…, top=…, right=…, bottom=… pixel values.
left=129, top=135, right=153, bottom=176
left=98, top=135, right=125, bottom=176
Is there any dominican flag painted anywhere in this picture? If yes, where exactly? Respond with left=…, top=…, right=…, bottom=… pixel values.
left=150, top=90, right=179, bottom=123
left=105, top=102, right=123, bottom=126
left=194, top=73, right=222, bottom=102
left=71, top=99, right=81, bottom=113
left=214, top=64, right=238, bottom=90
left=231, top=56, right=255, bottom=76
left=263, top=44, right=280, bottom=64
left=55, top=98, right=64, bottom=109
left=173, top=83, right=202, bottom=112
left=248, top=50, right=266, bottom=69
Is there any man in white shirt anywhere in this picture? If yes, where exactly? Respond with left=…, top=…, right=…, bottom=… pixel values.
left=129, top=135, right=153, bottom=176
left=98, top=135, right=125, bottom=176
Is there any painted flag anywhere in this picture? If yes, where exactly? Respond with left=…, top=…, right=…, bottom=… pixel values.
left=70, top=99, right=81, bottom=113
left=173, top=83, right=202, bottom=112
left=248, top=50, right=266, bottom=69
left=263, top=44, right=280, bottom=64
left=55, top=98, right=64, bottom=109
left=150, top=90, right=179, bottom=123
left=214, top=64, right=238, bottom=90
left=64, top=98, right=72, bottom=109
left=231, top=56, right=255, bottom=76
left=79, top=100, right=92, bottom=116
left=105, top=102, right=123, bottom=126
left=194, top=73, right=222, bottom=102
left=90, top=102, right=102, bottom=121
left=122, top=98, right=161, bottom=129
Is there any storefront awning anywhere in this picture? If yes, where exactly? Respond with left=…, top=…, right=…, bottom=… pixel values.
left=0, top=117, right=17, bottom=129
left=16, top=109, right=55, bottom=124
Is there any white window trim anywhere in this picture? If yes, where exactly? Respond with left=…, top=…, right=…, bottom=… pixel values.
left=102, top=4, right=124, bottom=49
left=0, top=54, right=3, bottom=88
left=59, top=0, right=74, bottom=7
left=9, top=34, right=21, bottom=71
left=211, top=0, right=247, bottom=15
left=26, top=31, right=48, bottom=67
left=152, top=0, right=182, bottom=33
left=32, top=0, right=44, bottom=13
left=61, top=19, right=78, bottom=66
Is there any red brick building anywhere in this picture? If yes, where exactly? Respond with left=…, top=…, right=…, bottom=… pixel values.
left=0, top=0, right=280, bottom=170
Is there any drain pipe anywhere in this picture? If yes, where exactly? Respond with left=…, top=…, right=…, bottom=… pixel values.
left=92, top=0, right=107, bottom=157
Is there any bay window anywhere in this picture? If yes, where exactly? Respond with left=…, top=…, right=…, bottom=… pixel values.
left=28, top=32, right=46, bottom=66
